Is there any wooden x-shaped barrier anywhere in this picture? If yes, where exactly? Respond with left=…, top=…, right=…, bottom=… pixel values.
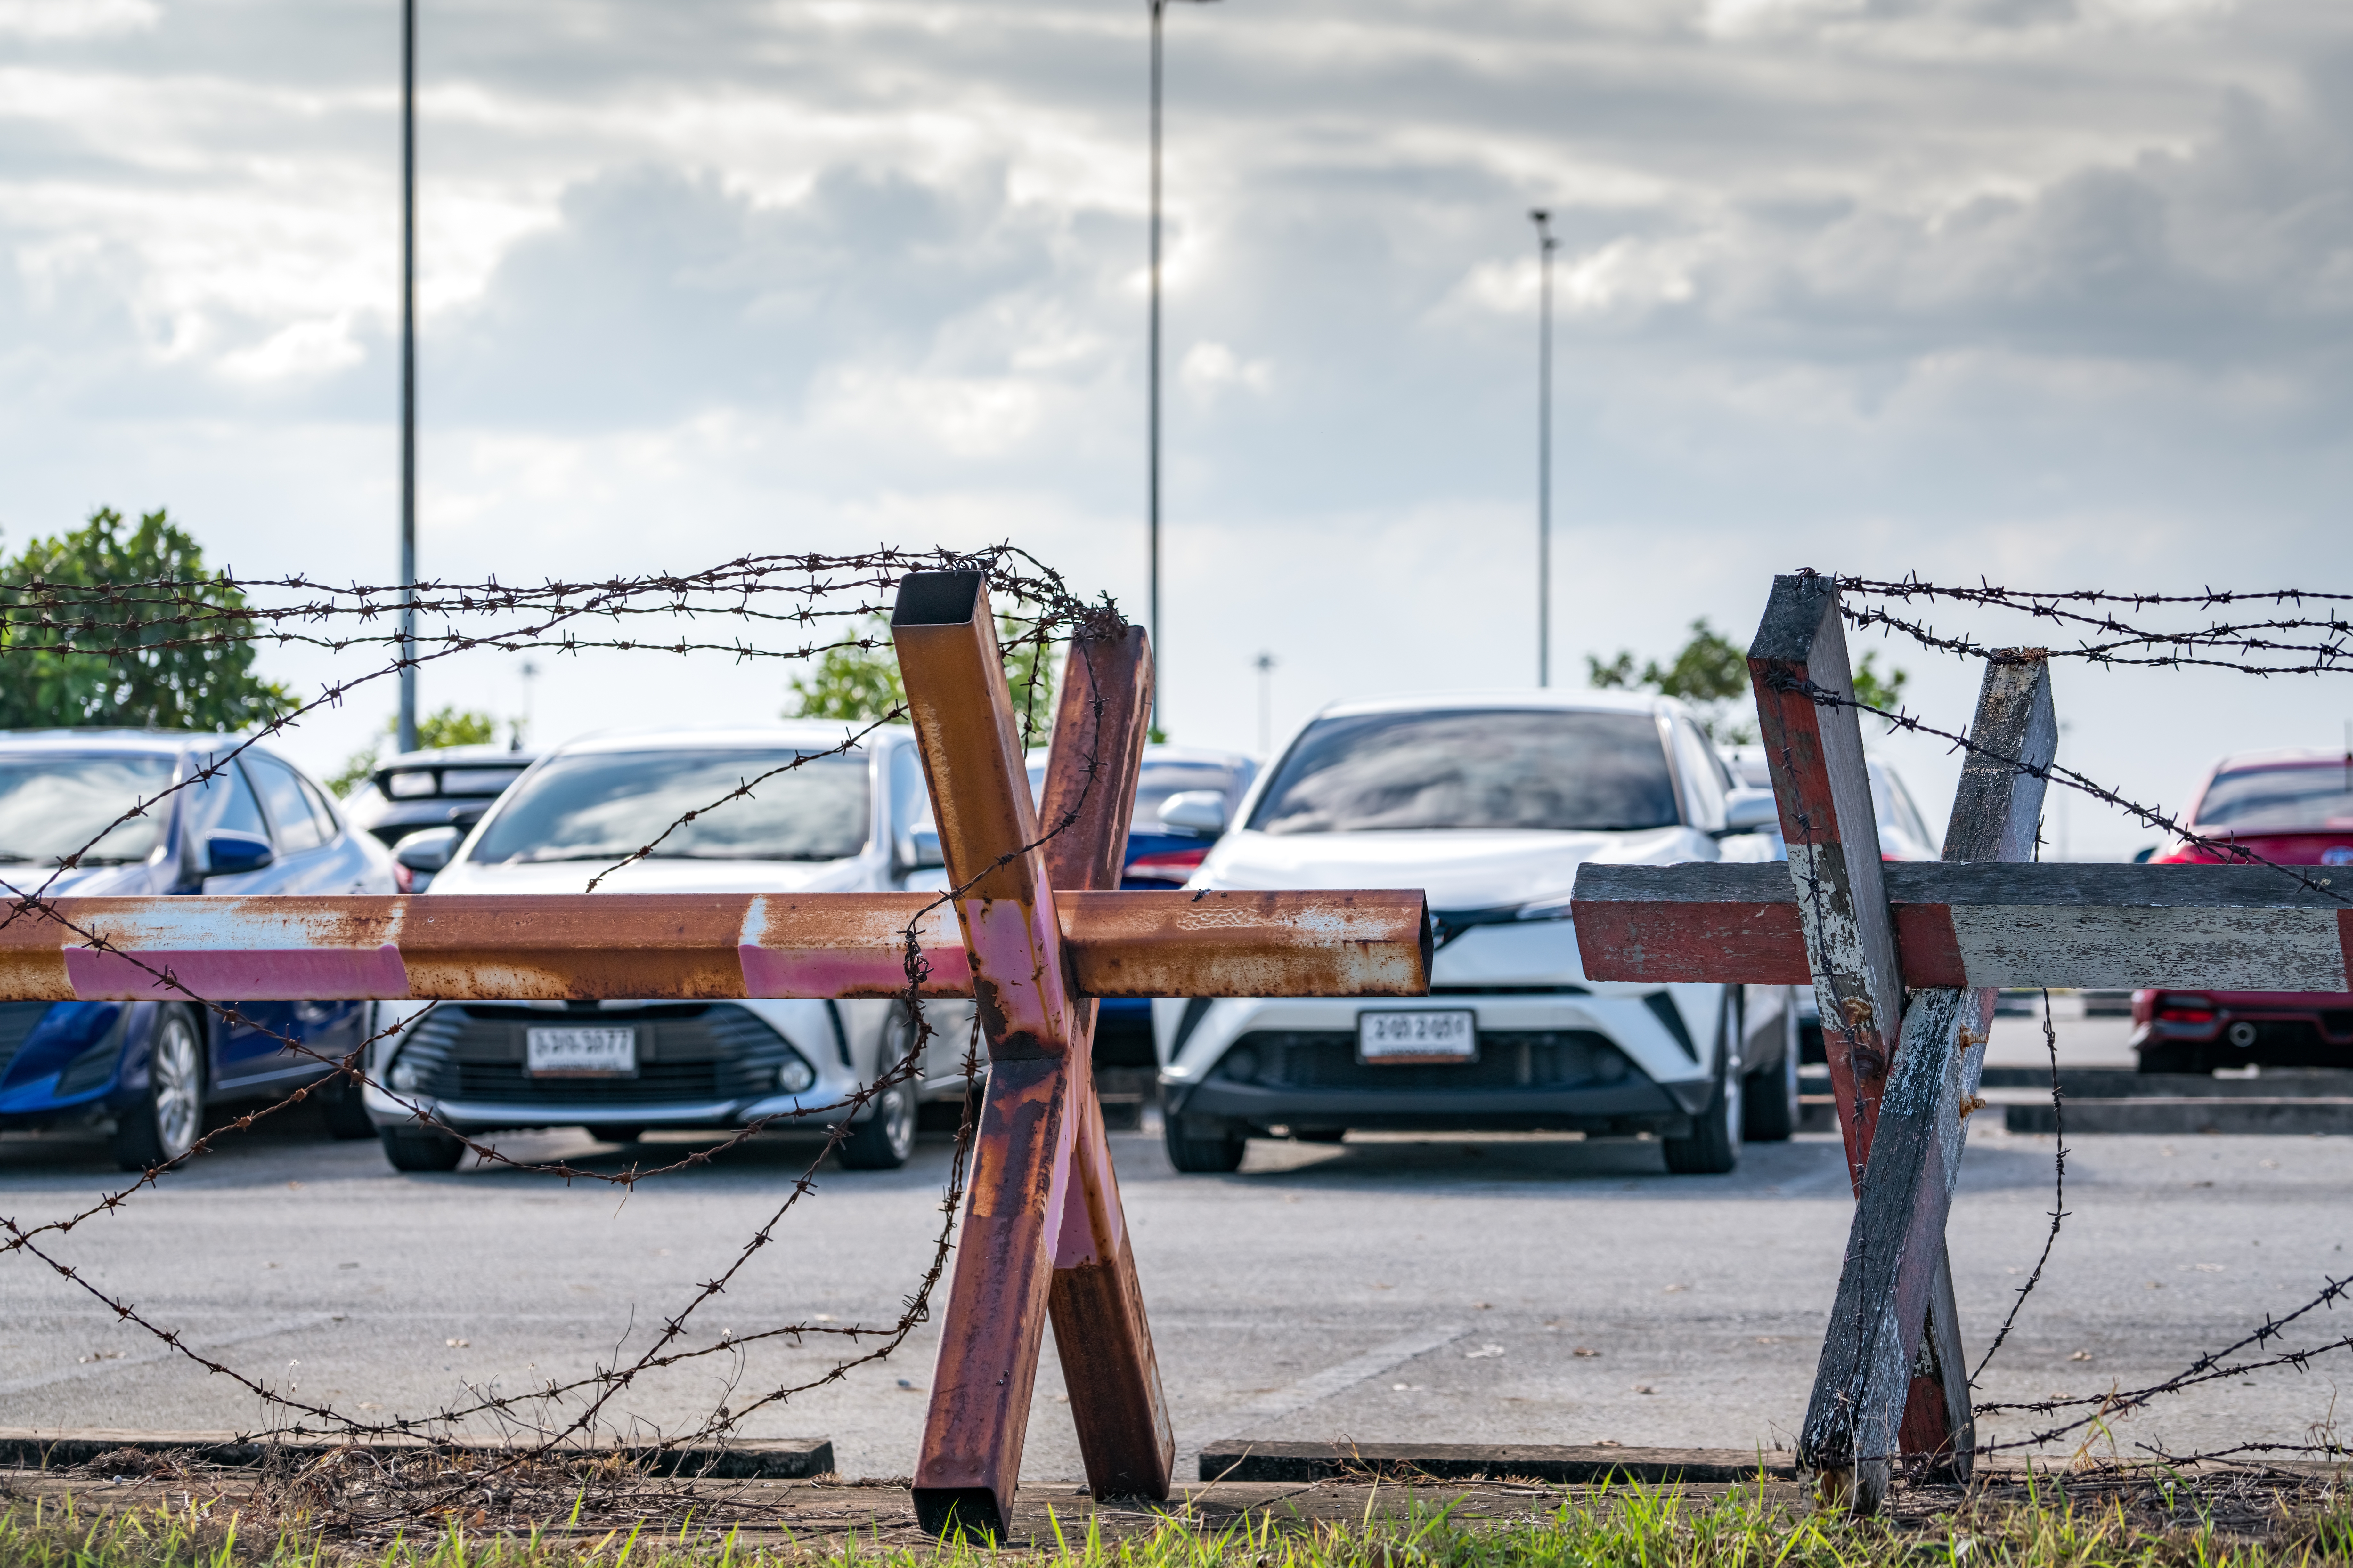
left=0, top=571, right=1432, bottom=1540
left=1575, top=572, right=2353, bottom=1511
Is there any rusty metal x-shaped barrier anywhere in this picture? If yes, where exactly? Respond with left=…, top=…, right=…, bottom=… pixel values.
left=0, top=570, right=1432, bottom=1539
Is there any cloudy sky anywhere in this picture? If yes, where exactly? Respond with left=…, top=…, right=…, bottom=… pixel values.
left=4, top=0, right=2350, bottom=853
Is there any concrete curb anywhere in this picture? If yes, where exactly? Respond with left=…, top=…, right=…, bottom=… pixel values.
left=0, top=1429, right=834, bottom=1479
left=1197, top=1442, right=1798, bottom=1484
left=2004, top=1099, right=2353, bottom=1136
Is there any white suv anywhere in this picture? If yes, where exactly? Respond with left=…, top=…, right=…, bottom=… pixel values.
left=363, top=725, right=972, bottom=1172
left=1154, top=691, right=1796, bottom=1175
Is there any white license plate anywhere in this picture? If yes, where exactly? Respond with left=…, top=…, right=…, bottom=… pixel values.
left=1357, top=1010, right=1477, bottom=1063
left=526, top=1026, right=638, bottom=1078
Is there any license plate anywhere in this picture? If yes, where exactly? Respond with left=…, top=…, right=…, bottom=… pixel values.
left=1357, top=1010, right=1477, bottom=1064
left=526, top=1027, right=638, bottom=1078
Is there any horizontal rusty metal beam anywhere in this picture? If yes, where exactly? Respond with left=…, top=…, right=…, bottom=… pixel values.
left=1572, top=860, right=2353, bottom=992
left=0, top=889, right=1430, bottom=1003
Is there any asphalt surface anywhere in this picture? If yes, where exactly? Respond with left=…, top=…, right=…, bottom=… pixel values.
left=6, top=1012, right=2348, bottom=1481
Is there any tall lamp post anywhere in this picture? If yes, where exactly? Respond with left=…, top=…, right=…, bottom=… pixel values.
left=1148, top=0, right=1218, bottom=735
left=1529, top=208, right=1557, bottom=689
left=397, top=0, right=419, bottom=753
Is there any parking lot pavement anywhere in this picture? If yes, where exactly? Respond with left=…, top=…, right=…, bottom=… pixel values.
left=5, top=1103, right=2350, bottom=1482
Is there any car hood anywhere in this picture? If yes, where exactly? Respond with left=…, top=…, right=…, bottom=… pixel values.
left=427, top=855, right=878, bottom=896
left=1195, top=826, right=1715, bottom=910
left=0, top=860, right=157, bottom=897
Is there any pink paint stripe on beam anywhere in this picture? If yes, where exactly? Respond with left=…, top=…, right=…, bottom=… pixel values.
left=62, top=945, right=409, bottom=1001
left=737, top=943, right=973, bottom=998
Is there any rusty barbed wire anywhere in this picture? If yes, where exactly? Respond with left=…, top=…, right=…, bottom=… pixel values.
left=0, top=544, right=1125, bottom=1475
left=1836, top=576, right=2353, bottom=676
left=1968, top=986, right=2068, bottom=1385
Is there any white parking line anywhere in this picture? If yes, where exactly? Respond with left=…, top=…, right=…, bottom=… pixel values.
left=1225, top=1322, right=1469, bottom=1430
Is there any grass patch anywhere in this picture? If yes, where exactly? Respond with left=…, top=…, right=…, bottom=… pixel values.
left=12, top=1471, right=2353, bottom=1568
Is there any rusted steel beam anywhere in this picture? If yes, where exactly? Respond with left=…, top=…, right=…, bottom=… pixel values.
left=1744, top=572, right=1973, bottom=1495
left=0, top=889, right=1429, bottom=1004
left=1799, top=654, right=2056, bottom=1510
left=1035, top=626, right=1176, bottom=1502
left=893, top=569, right=1076, bottom=1062
left=895, top=569, right=1081, bottom=1541
left=1747, top=572, right=1903, bottom=1180
left=1571, top=861, right=2352, bottom=993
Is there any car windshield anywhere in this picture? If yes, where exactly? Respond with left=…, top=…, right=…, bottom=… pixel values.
left=469, top=749, right=870, bottom=865
left=0, top=753, right=178, bottom=865
left=2194, top=762, right=2353, bottom=832
left=1025, top=760, right=1244, bottom=834
left=1249, top=710, right=1678, bottom=835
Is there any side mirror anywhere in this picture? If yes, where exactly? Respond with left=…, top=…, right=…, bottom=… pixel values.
left=1157, top=791, right=1228, bottom=835
left=894, top=824, right=945, bottom=871
left=393, top=825, right=461, bottom=874
left=1722, top=789, right=1780, bottom=835
left=205, top=832, right=275, bottom=877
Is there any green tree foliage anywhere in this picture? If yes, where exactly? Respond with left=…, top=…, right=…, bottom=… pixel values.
left=327, top=706, right=503, bottom=797
left=0, top=508, right=297, bottom=731
left=1588, top=617, right=1908, bottom=742
left=785, top=616, right=1060, bottom=740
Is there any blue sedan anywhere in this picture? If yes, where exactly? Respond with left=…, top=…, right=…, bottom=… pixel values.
left=0, top=731, right=396, bottom=1168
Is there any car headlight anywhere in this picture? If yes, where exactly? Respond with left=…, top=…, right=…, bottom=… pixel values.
left=777, top=1055, right=816, bottom=1094
left=389, top=1059, right=422, bottom=1093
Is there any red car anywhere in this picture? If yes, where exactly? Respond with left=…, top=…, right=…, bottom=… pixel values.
left=2134, top=748, right=2353, bottom=1072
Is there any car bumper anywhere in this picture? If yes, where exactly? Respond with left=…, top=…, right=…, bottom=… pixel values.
left=2132, top=989, right=2353, bottom=1062
left=387, top=1091, right=861, bottom=1136
left=1164, top=1072, right=1703, bottom=1136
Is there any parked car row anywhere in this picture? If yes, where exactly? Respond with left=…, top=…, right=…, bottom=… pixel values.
left=9, top=701, right=2328, bottom=1178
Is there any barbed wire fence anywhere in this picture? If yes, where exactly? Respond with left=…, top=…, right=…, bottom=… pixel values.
left=0, top=544, right=1137, bottom=1525
left=1820, top=570, right=2353, bottom=1474
left=2, top=557, right=2352, bottom=1518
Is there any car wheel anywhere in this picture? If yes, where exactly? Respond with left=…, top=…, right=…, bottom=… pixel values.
left=838, top=1084, right=916, bottom=1170
left=1164, top=1114, right=1247, bottom=1173
left=379, top=1126, right=467, bottom=1172
left=1741, top=998, right=1801, bottom=1143
left=111, top=1007, right=205, bottom=1171
left=1663, top=995, right=1742, bottom=1176
left=317, top=1068, right=377, bottom=1139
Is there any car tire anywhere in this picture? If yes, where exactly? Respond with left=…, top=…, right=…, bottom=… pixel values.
left=1663, top=994, right=1742, bottom=1176
left=317, top=1070, right=377, bottom=1140
left=1165, top=1115, right=1247, bottom=1173
left=111, top=1006, right=206, bottom=1171
left=1742, top=999, right=1801, bottom=1143
left=379, top=1126, right=467, bottom=1172
left=838, top=1084, right=916, bottom=1170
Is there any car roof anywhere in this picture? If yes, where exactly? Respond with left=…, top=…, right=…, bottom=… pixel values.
left=2207, top=749, right=2352, bottom=773
left=547, top=723, right=910, bottom=756
left=376, top=745, right=537, bottom=770
left=0, top=728, right=256, bottom=758
left=1023, top=743, right=1256, bottom=770
left=1311, top=688, right=1679, bottom=721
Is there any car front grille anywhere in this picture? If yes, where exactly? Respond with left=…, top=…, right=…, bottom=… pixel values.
left=0, top=1002, right=51, bottom=1085
left=1216, top=1029, right=1635, bottom=1094
left=397, top=1004, right=789, bottom=1108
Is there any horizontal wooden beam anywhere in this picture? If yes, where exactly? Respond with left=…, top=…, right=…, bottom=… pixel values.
left=0, top=889, right=1431, bottom=1004
left=1572, top=861, right=2353, bottom=992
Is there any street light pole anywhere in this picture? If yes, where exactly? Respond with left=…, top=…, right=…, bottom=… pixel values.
left=1253, top=650, right=1275, bottom=756
left=397, top=0, right=419, bottom=754
left=1529, top=208, right=1557, bottom=689
left=1149, top=0, right=1217, bottom=737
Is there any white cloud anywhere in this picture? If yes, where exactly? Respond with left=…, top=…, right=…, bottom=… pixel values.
left=0, top=0, right=156, bottom=41
left=1180, top=341, right=1271, bottom=399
